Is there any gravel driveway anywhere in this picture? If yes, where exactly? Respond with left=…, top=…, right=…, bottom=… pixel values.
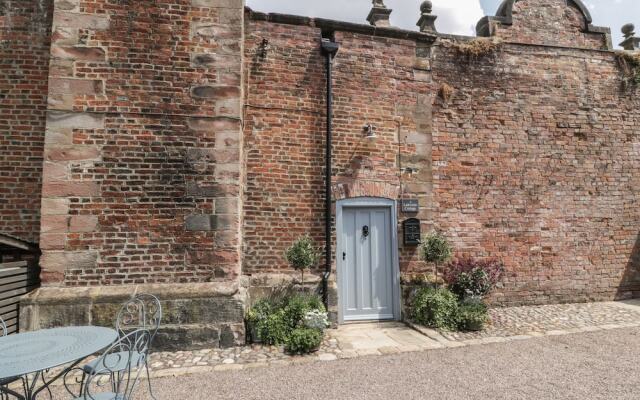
left=142, top=327, right=640, bottom=400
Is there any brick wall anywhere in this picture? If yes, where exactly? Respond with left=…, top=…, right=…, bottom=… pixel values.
left=243, top=19, right=434, bottom=275
left=0, top=0, right=53, bottom=244
left=6, top=0, right=639, bottom=308
left=40, top=0, right=245, bottom=285
left=244, top=8, right=640, bottom=305
left=431, top=44, right=640, bottom=305
left=480, top=0, right=611, bottom=50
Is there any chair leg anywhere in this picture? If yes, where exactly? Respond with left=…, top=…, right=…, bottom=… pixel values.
left=145, top=362, right=157, bottom=400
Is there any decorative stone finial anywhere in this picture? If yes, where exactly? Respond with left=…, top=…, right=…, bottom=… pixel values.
left=367, top=0, right=392, bottom=28
left=417, top=1, right=437, bottom=33
left=420, top=0, right=433, bottom=14
left=622, top=23, right=635, bottom=39
left=620, top=23, right=640, bottom=50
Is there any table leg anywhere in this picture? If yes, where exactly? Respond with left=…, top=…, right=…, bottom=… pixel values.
left=30, top=359, right=82, bottom=400
left=0, top=384, right=26, bottom=400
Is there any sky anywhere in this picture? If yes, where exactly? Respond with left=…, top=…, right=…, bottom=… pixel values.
left=246, top=0, right=640, bottom=49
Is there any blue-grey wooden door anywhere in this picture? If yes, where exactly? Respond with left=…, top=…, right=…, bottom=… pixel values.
left=341, top=207, right=395, bottom=321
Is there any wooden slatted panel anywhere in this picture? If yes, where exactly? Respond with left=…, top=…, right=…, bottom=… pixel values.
left=0, top=260, right=40, bottom=334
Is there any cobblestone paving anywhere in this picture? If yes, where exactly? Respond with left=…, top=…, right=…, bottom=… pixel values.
left=442, top=301, right=640, bottom=341
left=146, top=300, right=640, bottom=378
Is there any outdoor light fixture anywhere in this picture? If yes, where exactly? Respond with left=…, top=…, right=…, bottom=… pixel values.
left=363, top=124, right=377, bottom=141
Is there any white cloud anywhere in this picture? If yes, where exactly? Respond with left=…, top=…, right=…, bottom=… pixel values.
left=246, top=0, right=486, bottom=36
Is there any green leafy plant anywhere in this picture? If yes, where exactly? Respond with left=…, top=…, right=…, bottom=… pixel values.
left=285, top=235, right=320, bottom=290
left=246, top=292, right=327, bottom=350
left=444, top=257, right=504, bottom=300
left=285, top=327, right=323, bottom=354
left=411, top=287, right=459, bottom=331
left=420, top=231, right=453, bottom=287
left=457, top=298, right=489, bottom=331
left=259, top=310, right=289, bottom=345
left=282, top=293, right=325, bottom=331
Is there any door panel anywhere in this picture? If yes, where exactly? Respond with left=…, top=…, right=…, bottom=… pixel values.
left=342, top=207, right=395, bottom=321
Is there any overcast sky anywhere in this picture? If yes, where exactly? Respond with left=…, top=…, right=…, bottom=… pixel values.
left=246, top=0, right=640, bottom=49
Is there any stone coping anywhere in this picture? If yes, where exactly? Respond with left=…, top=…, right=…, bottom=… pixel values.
left=246, top=7, right=437, bottom=44
left=21, top=282, right=241, bottom=305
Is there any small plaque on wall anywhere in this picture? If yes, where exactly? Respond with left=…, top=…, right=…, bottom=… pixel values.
left=401, top=199, right=419, bottom=213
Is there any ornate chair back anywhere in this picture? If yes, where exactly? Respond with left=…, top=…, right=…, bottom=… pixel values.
left=82, top=329, right=151, bottom=400
left=115, top=294, right=162, bottom=343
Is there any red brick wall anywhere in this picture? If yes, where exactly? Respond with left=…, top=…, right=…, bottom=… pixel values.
left=40, top=0, right=245, bottom=285
left=488, top=0, right=609, bottom=50
left=0, top=0, right=53, bottom=243
left=243, top=13, right=640, bottom=305
left=431, top=45, right=640, bottom=305
left=243, top=20, right=433, bottom=275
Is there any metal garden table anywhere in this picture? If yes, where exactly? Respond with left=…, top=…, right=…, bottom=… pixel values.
left=0, top=326, right=118, bottom=399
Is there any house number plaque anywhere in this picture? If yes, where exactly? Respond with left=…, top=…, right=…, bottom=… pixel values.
left=401, top=199, right=419, bottom=213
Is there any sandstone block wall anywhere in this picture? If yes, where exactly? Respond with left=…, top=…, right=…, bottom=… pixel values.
left=40, top=0, right=245, bottom=286
left=0, top=0, right=53, bottom=244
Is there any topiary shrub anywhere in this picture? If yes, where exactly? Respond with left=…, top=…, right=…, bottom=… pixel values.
left=411, top=287, right=459, bottom=331
left=285, top=328, right=323, bottom=354
left=444, top=257, right=504, bottom=300
left=285, top=235, right=320, bottom=290
left=457, top=298, right=489, bottom=331
left=420, top=231, right=453, bottom=287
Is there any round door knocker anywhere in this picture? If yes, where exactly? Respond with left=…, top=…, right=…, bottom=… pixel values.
left=362, top=225, right=369, bottom=238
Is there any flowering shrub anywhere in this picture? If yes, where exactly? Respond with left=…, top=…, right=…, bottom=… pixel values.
left=444, top=257, right=504, bottom=300
left=247, top=292, right=327, bottom=353
left=303, top=309, right=329, bottom=330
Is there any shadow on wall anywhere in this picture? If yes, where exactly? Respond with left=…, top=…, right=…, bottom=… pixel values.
left=617, top=232, right=640, bottom=300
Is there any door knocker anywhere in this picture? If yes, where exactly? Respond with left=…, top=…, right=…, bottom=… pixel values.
left=362, top=225, right=369, bottom=238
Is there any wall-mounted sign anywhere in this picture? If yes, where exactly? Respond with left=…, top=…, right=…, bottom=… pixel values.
left=401, top=199, right=419, bottom=213
left=403, top=218, right=421, bottom=246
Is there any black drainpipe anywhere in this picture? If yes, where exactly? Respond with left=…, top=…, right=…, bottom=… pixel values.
left=321, top=35, right=339, bottom=309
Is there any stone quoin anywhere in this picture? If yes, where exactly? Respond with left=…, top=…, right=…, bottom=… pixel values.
left=1, top=0, right=639, bottom=348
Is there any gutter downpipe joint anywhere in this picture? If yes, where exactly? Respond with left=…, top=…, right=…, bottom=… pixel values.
left=321, top=37, right=339, bottom=310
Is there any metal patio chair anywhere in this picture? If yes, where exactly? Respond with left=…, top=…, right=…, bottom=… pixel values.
left=68, top=329, right=151, bottom=400
left=0, top=317, right=25, bottom=400
left=80, top=294, right=162, bottom=400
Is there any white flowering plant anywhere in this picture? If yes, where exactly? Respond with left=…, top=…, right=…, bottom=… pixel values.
left=303, top=309, right=329, bottom=330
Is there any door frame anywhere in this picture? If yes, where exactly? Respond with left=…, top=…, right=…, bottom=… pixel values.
left=336, top=197, right=401, bottom=324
